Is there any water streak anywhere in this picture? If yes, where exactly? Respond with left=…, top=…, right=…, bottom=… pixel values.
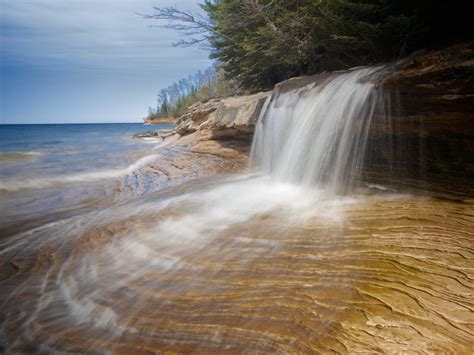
left=251, top=67, right=384, bottom=194
left=0, top=154, right=159, bottom=192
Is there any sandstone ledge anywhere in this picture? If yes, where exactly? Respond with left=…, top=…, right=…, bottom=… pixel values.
left=175, top=91, right=272, bottom=140
left=367, top=42, right=474, bottom=199
left=172, top=42, right=474, bottom=199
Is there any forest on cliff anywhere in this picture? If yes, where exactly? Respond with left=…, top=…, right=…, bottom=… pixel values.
left=144, top=0, right=472, bottom=118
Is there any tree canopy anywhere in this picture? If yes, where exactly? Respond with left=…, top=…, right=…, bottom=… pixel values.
left=144, top=0, right=472, bottom=90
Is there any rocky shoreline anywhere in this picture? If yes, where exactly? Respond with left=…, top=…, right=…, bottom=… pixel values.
left=132, top=129, right=176, bottom=140
left=143, top=117, right=177, bottom=125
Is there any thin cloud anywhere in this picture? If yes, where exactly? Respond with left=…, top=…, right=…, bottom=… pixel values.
left=0, top=0, right=212, bottom=123
left=0, top=0, right=208, bottom=69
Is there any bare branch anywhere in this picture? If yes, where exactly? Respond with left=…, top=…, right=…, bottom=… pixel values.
left=137, top=6, right=232, bottom=47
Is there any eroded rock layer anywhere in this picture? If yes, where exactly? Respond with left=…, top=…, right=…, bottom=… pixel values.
left=366, top=42, right=474, bottom=198
left=173, top=43, right=474, bottom=199
left=1, top=187, right=473, bottom=353
left=176, top=91, right=272, bottom=140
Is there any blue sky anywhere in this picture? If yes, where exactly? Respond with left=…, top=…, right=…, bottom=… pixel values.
left=0, top=0, right=211, bottom=123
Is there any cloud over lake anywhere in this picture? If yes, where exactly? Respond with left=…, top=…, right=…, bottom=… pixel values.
left=0, top=0, right=211, bottom=123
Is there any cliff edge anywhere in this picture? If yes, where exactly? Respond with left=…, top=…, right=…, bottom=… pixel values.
left=173, top=42, right=474, bottom=198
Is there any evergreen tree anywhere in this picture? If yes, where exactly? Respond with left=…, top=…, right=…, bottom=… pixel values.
left=143, top=0, right=473, bottom=90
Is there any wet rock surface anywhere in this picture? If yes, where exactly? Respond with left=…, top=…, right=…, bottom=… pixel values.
left=365, top=42, right=474, bottom=199
left=132, top=129, right=175, bottom=139
left=1, top=189, right=473, bottom=353
left=0, top=133, right=248, bottom=238
left=174, top=43, right=474, bottom=199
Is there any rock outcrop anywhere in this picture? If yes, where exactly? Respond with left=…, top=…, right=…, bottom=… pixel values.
left=176, top=91, right=271, bottom=140
left=144, top=117, right=177, bottom=125
left=174, top=42, right=474, bottom=199
left=133, top=129, right=176, bottom=139
left=365, top=42, right=474, bottom=198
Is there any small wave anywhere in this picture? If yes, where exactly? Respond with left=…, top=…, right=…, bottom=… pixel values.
left=0, top=154, right=159, bottom=192
left=152, top=134, right=179, bottom=149
left=0, top=151, right=43, bottom=161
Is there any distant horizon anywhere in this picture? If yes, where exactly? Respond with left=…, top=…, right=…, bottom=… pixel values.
left=0, top=0, right=211, bottom=124
left=0, top=121, right=150, bottom=125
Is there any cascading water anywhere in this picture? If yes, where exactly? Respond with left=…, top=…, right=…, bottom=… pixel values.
left=251, top=67, right=384, bottom=194
left=2, top=67, right=472, bottom=354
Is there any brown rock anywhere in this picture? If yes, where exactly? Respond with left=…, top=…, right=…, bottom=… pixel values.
left=176, top=91, right=272, bottom=140
left=173, top=43, right=474, bottom=199
left=175, top=99, right=221, bottom=135
left=144, top=117, right=177, bottom=125
left=364, top=42, right=474, bottom=199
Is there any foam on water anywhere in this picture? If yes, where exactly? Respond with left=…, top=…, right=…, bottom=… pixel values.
left=0, top=154, right=159, bottom=192
left=1, top=173, right=368, bottom=349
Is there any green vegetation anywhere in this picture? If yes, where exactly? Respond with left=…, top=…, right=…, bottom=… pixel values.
left=144, top=1, right=472, bottom=91
left=145, top=66, right=236, bottom=121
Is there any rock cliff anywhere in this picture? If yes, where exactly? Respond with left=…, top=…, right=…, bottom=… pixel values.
left=174, top=42, right=474, bottom=198
left=366, top=42, right=474, bottom=198
left=175, top=91, right=271, bottom=140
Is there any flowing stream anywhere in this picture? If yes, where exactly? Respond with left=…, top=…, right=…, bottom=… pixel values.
left=1, top=68, right=473, bottom=353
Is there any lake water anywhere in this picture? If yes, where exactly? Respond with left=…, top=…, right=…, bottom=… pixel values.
left=0, top=123, right=172, bottom=234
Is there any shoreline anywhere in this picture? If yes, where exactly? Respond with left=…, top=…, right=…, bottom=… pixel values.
left=143, top=117, right=177, bottom=125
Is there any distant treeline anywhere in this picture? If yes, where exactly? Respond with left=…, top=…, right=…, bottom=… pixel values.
left=146, top=66, right=235, bottom=120
left=144, top=0, right=473, bottom=91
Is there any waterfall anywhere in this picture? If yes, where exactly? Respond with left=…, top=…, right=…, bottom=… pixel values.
left=251, top=67, right=385, bottom=194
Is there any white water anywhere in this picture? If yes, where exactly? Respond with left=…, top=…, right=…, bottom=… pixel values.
left=251, top=67, right=384, bottom=194
left=1, top=67, right=400, bottom=352
left=0, top=154, right=159, bottom=192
